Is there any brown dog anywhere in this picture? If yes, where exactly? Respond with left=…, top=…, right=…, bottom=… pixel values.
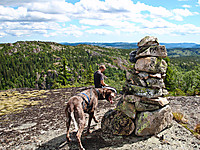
left=65, top=87, right=116, bottom=150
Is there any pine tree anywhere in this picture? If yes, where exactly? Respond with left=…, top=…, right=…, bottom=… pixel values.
left=57, top=57, right=72, bottom=86
left=86, top=65, right=94, bottom=84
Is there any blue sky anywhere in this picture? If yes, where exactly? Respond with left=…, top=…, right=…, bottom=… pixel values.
left=0, top=0, right=200, bottom=43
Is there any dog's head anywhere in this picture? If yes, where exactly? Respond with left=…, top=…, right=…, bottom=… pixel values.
left=100, top=87, right=117, bottom=104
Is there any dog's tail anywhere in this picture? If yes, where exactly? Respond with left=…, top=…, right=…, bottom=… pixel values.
left=65, top=102, right=78, bottom=131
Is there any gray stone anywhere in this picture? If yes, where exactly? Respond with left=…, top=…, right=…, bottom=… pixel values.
left=135, top=101, right=160, bottom=111
left=126, top=74, right=146, bottom=87
left=138, top=72, right=149, bottom=79
left=146, top=78, right=165, bottom=89
left=136, top=45, right=167, bottom=58
left=149, top=73, right=162, bottom=79
left=135, top=57, right=167, bottom=74
left=101, top=109, right=135, bottom=135
left=124, top=95, right=141, bottom=103
left=125, top=84, right=163, bottom=98
left=140, top=97, right=169, bottom=106
left=135, top=105, right=173, bottom=136
left=129, top=50, right=137, bottom=63
left=13, top=122, right=37, bottom=131
left=162, top=89, right=169, bottom=96
left=116, top=101, right=137, bottom=119
left=137, top=36, right=159, bottom=47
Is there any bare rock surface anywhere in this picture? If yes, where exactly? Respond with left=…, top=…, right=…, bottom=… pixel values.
left=0, top=88, right=200, bottom=150
left=135, top=105, right=173, bottom=136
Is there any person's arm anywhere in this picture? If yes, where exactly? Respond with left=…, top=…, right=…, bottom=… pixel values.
left=101, top=80, right=108, bottom=86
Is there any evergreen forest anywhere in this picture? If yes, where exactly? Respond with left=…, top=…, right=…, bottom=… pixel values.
left=0, top=41, right=200, bottom=96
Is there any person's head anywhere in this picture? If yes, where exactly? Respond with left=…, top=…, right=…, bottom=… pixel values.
left=99, top=65, right=106, bottom=72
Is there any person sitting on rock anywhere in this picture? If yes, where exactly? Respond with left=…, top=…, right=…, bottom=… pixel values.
left=94, top=65, right=108, bottom=88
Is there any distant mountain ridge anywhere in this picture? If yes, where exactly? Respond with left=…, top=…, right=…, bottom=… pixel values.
left=61, top=42, right=200, bottom=49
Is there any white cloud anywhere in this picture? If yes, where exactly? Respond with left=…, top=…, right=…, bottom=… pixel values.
left=1, top=22, right=60, bottom=37
left=86, top=29, right=112, bottom=35
left=0, top=5, right=70, bottom=22
left=44, top=24, right=88, bottom=37
left=171, top=8, right=195, bottom=21
left=182, top=5, right=191, bottom=8
left=0, top=0, right=200, bottom=40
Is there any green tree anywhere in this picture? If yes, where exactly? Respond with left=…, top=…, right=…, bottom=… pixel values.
left=164, top=57, right=176, bottom=91
left=86, top=65, right=94, bottom=84
left=57, top=57, right=72, bottom=86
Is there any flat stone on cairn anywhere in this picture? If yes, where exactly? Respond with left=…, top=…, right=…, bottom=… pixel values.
left=101, top=36, right=173, bottom=136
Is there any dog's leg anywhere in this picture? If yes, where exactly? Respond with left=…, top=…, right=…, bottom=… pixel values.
left=92, top=115, right=99, bottom=123
left=87, top=112, right=93, bottom=133
left=75, top=108, right=86, bottom=150
left=65, top=107, right=71, bottom=142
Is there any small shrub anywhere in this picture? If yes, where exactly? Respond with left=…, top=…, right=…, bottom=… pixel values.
left=172, top=112, right=188, bottom=123
left=194, top=123, right=200, bottom=134
left=174, top=88, right=186, bottom=96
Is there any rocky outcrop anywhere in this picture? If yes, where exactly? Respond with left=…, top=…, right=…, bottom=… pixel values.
left=135, top=105, right=173, bottom=136
left=101, top=36, right=172, bottom=136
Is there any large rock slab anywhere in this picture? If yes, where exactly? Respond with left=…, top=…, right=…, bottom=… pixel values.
left=135, top=101, right=160, bottom=112
left=116, top=101, right=137, bottom=119
left=140, top=97, right=169, bottom=107
left=136, top=45, right=167, bottom=58
left=101, top=109, right=135, bottom=135
left=137, top=36, right=159, bottom=48
left=124, top=84, right=163, bottom=98
left=135, top=105, right=173, bottom=136
left=135, top=57, right=167, bottom=74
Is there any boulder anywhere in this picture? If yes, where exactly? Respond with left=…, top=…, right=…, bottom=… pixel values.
left=126, top=74, right=146, bottom=87
left=116, top=101, right=137, bottom=119
left=101, top=109, right=135, bottom=135
left=137, top=36, right=159, bottom=47
left=146, top=78, right=165, bottom=89
left=135, top=105, right=173, bottom=136
left=140, top=97, right=169, bottom=107
left=135, top=101, right=160, bottom=111
left=125, top=84, right=163, bottom=98
left=135, top=57, right=167, bottom=74
left=129, top=50, right=137, bottom=63
left=136, top=45, right=167, bottom=58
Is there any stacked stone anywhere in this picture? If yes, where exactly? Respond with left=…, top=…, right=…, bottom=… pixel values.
left=101, top=36, right=173, bottom=136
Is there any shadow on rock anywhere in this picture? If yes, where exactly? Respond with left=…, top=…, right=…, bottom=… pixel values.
left=36, top=129, right=150, bottom=150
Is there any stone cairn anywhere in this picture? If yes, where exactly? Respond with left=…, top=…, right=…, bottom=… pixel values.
left=101, top=36, right=173, bottom=136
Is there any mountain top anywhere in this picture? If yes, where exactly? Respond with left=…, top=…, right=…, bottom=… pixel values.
left=0, top=88, right=199, bottom=149
left=62, top=42, right=200, bottom=49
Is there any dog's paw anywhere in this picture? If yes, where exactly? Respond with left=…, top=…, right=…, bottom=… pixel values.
left=94, top=120, right=99, bottom=123
left=66, top=137, right=71, bottom=142
left=86, top=130, right=92, bottom=134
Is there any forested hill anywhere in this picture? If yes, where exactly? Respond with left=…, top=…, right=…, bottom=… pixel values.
left=0, top=41, right=130, bottom=91
left=0, top=41, right=200, bottom=96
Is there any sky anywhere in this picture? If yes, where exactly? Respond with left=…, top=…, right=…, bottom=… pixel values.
left=0, top=0, right=200, bottom=44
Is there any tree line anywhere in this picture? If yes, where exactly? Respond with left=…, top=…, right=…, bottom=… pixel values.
left=0, top=41, right=200, bottom=95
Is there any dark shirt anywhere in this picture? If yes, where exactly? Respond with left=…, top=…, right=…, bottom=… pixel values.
left=94, top=70, right=104, bottom=88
